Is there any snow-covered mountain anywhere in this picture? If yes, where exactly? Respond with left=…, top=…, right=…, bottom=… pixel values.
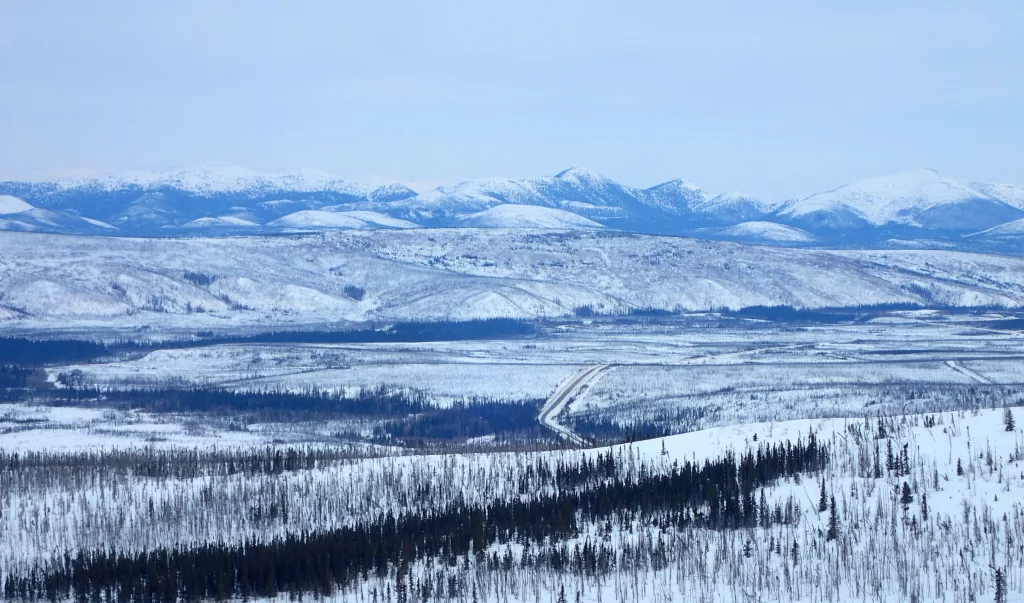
left=774, top=169, right=1024, bottom=238
left=0, top=164, right=415, bottom=234
left=2, top=165, right=1024, bottom=251
left=0, top=164, right=763, bottom=236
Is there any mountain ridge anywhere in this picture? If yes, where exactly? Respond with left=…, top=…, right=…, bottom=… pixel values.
left=1, top=165, right=1022, bottom=251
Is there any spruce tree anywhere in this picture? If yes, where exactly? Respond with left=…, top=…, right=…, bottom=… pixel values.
left=920, top=492, right=928, bottom=522
left=900, top=481, right=913, bottom=513
left=818, top=478, right=828, bottom=513
left=1005, top=408, right=1016, bottom=432
left=957, top=458, right=963, bottom=476
left=826, top=496, right=840, bottom=541
left=995, top=568, right=1005, bottom=603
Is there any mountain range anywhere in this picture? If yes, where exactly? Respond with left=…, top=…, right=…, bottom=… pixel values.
left=1, top=164, right=1022, bottom=251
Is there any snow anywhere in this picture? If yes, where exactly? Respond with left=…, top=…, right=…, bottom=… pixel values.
left=694, top=191, right=779, bottom=215
left=55, top=162, right=379, bottom=197
left=458, top=204, right=604, bottom=229
left=269, top=210, right=418, bottom=229
left=553, top=165, right=613, bottom=186
left=0, top=195, right=33, bottom=214
left=972, top=181, right=1024, bottom=210
left=776, top=168, right=1019, bottom=227
left=367, top=182, right=418, bottom=202
left=326, top=210, right=418, bottom=229
left=4, top=229, right=1024, bottom=330
left=972, top=217, right=1024, bottom=237
left=183, top=216, right=259, bottom=228
left=2, top=403, right=1022, bottom=603
left=8, top=167, right=1024, bottom=246
left=716, top=221, right=816, bottom=242
left=78, top=216, right=118, bottom=229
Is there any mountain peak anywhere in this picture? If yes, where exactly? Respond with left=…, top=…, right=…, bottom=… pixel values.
left=554, top=166, right=608, bottom=183
left=369, top=183, right=419, bottom=202
left=646, top=178, right=703, bottom=193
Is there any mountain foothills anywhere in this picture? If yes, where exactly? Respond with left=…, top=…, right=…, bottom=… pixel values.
left=3, top=228, right=1024, bottom=329
left=1, top=165, right=1022, bottom=250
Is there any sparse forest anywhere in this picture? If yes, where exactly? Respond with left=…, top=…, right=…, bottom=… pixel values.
left=1, top=406, right=1022, bottom=602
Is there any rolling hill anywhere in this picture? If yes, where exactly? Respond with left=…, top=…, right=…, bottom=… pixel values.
left=2, top=229, right=1023, bottom=333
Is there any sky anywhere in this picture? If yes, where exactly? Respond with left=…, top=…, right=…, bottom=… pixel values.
left=1, top=1, right=1022, bottom=201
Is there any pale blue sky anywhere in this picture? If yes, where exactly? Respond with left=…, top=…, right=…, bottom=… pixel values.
left=1, top=1, right=1022, bottom=200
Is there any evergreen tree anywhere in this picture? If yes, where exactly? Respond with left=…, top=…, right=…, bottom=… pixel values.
left=886, top=440, right=895, bottom=475
left=995, top=568, right=1005, bottom=603
left=556, top=585, right=567, bottom=603
left=818, top=478, right=828, bottom=513
left=920, top=492, right=928, bottom=522
left=900, top=481, right=913, bottom=513
left=957, top=458, right=964, bottom=476
left=826, top=496, right=840, bottom=541
left=1005, top=408, right=1016, bottom=432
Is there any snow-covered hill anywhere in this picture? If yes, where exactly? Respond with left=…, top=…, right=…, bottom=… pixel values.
left=3, top=229, right=1024, bottom=332
left=458, top=205, right=604, bottom=229
left=0, top=195, right=34, bottom=214
left=713, top=221, right=816, bottom=243
left=268, top=210, right=418, bottom=230
left=0, top=194, right=117, bottom=234
left=182, top=216, right=259, bottom=229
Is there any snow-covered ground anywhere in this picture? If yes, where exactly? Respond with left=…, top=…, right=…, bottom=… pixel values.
left=2, top=407, right=1022, bottom=602
left=17, top=314, right=1020, bottom=448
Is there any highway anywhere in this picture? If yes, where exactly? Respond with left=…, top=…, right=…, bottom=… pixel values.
left=538, top=364, right=609, bottom=446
